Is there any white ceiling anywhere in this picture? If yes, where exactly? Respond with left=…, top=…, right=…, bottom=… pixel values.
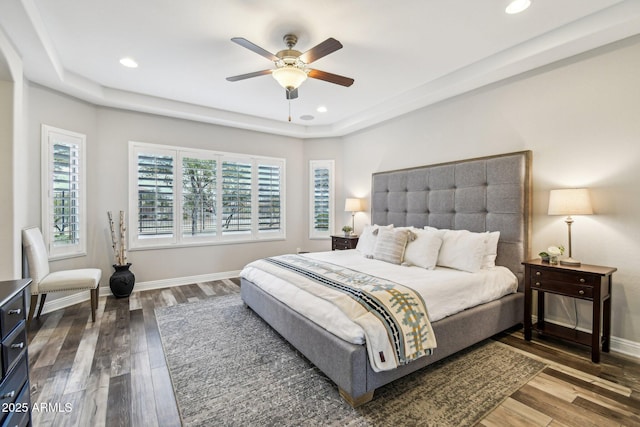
left=1, top=0, right=640, bottom=138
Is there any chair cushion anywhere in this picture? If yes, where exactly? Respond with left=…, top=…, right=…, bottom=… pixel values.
left=38, top=268, right=101, bottom=293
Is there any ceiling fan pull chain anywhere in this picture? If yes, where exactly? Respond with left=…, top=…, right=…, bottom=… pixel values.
left=288, top=99, right=292, bottom=122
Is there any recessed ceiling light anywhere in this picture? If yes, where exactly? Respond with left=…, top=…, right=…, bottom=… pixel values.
left=300, top=115, right=314, bottom=121
left=316, top=106, right=328, bottom=113
left=505, top=0, right=531, bottom=14
left=119, top=57, right=138, bottom=68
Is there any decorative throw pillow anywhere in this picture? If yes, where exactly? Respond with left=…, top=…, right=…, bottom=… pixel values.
left=356, top=224, right=392, bottom=258
left=373, top=228, right=411, bottom=265
left=436, top=229, right=487, bottom=273
left=403, top=228, right=443, bottom=269
left=482, top=231, right=500, bottom=269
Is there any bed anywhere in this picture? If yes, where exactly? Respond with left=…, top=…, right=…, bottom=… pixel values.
left=240, top=150, right=532, bottom=406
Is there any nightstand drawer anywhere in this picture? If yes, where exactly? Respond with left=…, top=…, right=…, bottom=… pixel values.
left=333, top=238, right=351, bottom=248
left=530, top=268, right=597, bottom=286
left=331, top=235, right=359, bottom=250
left=530, top=267, right=596, bottom=299
left=531, top=279, right=593, bottom=299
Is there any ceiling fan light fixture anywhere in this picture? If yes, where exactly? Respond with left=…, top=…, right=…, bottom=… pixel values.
left=272, top=66, right=307, bottom=90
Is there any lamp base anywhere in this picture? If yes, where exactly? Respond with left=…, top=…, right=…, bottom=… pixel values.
left=560, top=257, right=581, bottom=266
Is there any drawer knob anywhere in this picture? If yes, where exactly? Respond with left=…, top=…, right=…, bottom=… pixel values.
left=579, top=290, right=585, bottom=295
left=2, top=391, right=15, bottom=399
left=579, top=278, right=586, bottom=283
left=535, top=271, right=541, bottom=276
left=8, top=308, right=21, bottom=315
left=10, top=342, right=24, bottom=350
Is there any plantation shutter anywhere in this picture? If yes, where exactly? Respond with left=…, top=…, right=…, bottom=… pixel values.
left=222, top=160, right=252, bottom=233
left=51, top=142, right=81, bottom=246
left=137, top=153, right=174, bottom=237
left=309, top=160, right=334, bottom=239
left=313, top=167, right=330, bottom=231
left=257, top=164, right=281, bottom=231
left=182, top=157, right=216, bottom=237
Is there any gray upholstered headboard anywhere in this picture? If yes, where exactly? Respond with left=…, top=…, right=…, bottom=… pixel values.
left=371, top=151, right=532, bottom=289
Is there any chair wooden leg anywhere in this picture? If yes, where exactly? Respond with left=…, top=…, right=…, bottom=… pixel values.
left=28, top=295, right=38, bottom=326
left=90, top=288, right=98, bottom=322
left=36, top=294, right=47, bottom=318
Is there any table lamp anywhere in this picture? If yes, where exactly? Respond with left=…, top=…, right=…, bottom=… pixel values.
left=344, top=198, right=363, bottom=235
left=548, top=188, right=593, bottom=266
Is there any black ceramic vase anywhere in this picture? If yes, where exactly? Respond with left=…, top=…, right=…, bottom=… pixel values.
left=109, top=263, right=135, bottom=298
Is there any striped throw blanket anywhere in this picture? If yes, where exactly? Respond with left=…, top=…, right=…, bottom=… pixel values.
left=246, top=254, right=437, bottom=372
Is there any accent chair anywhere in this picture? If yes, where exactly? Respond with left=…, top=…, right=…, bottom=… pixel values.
left=21, top=226, right=101, bottom=325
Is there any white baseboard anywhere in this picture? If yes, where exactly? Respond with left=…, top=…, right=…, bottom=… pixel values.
left=532, top=315, right=640, bottom=360
left=38, top=270, right=241, bottom=316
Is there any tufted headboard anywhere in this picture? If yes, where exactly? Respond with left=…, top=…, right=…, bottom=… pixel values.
left=371, top=151, right=532, bottom=289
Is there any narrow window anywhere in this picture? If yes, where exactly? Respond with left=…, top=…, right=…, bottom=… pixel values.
left=41, top=125, right=87, bottom=259
left=309, top=160, right=334, bottom=239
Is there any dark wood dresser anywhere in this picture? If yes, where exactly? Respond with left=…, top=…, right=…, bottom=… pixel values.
left=0, top=279, right=32, bottom=426
left=331, top=235, right=359, bottom=251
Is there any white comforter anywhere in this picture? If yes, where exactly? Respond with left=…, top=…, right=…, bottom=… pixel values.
left=240, top=250, right=517, bottom=346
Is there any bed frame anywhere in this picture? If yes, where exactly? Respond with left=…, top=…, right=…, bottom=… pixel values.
left=241, top=151, right=532, bottom=406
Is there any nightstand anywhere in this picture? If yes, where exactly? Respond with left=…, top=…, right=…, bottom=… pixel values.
left=523, top=259, right=616, bottom=363
left=331, top=235, right=359, bottom=250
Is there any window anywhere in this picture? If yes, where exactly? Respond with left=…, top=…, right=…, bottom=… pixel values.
left=129, top=141, right=285, bottom=249
left=41, top=125, right=87, bottom=259
left=309, top=160, right=334, bottom=239
left=182, top=156, right=216, bottom=237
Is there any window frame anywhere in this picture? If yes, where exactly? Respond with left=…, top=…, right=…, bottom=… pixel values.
left=309, top=160, right=334, bottom=239
left=41, top=124, right=87, bottom=260
left=129, top=141, right=286, bottom=250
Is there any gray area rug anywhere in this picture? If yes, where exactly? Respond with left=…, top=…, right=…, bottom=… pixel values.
left=156, top=294, right=545, bottom=426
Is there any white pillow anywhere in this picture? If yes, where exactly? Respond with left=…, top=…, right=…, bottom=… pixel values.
left=426, top=226, right=500, bottom=271
left=373, top=228, right=411, bottom=265
left=403, top=228, right=443, bottom=269
left=435, top=229, right=487, bottom=273
left=482, top=231, right=500, bottom=269
left=356, top=224, right=392, bottom=257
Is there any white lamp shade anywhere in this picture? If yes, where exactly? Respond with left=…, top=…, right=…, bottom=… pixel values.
left=272, top=66, right=307, bottom=90
left=345, top=198, right=363, bottom=212
left=548, top=188, right=593, bottom=216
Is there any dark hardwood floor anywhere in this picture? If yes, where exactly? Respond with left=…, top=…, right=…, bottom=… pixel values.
left=26, top=280, right=640, bottom=426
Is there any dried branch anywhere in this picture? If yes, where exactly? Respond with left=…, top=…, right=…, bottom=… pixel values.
left=119, top=210, right=127, bottom=265
left=107, top=211, right=120, bottom=265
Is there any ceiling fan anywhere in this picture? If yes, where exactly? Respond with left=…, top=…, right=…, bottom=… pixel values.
left=226, top=34, right=354, bottom=100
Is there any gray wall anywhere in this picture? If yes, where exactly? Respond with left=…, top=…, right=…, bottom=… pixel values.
left=329, top=37, right=640, bottom=351
left=24, top=85, right=305, bottom=298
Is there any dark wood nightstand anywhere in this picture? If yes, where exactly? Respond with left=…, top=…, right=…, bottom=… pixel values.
left=523, top=259, right=616, bottom=363
left=331, top=235, right=359, bottom=250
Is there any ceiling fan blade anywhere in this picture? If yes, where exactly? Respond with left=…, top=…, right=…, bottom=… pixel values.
left=231, top=37, right=279, bottom=62
left=286, top=88, right=298, bottom=100
left=299, top=38, right=343, bottom=64
left=226, top=69, right=272, bottom=82
left=308, top=69, right=354, bottom=87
